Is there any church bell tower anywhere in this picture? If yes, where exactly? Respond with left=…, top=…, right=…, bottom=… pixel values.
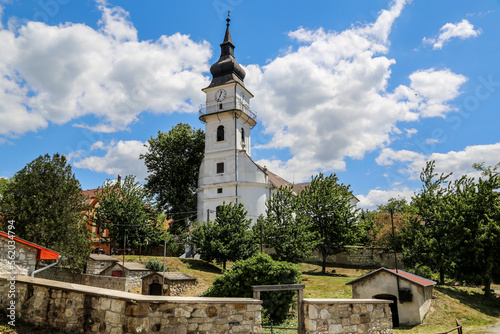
left=197, top=15, right=262, bottom=222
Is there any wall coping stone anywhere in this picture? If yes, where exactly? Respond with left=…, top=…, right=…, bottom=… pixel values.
left=304, top=298, right=393, bottom=304
left=0, top=274, right=261, bottom=304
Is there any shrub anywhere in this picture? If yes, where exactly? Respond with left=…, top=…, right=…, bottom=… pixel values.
left=407, top=264, right=433, bottom=280
left=146, top=259, right=165, bottom=272
left=202, top=253, right=301, bottom=324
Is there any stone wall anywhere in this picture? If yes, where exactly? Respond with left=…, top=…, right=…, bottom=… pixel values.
left=303, top=247, right=404, bottom=269
left=86, top=259, right=117, bottom=275
left=0, top=236, right=37, bottom=276
left=0, top=275, right=262, bottom=334
left=303, top=299, right=393, bottom=334
left=34, top=267, right=129, bottom=292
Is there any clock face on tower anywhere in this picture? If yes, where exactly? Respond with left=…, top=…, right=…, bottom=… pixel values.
left=214, top=89, right=227, bottom=102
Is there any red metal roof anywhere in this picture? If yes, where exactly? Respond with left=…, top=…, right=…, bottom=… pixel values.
left=346, top=267, right=436, bottom=287
left=0, top=231, right=60, bottom=261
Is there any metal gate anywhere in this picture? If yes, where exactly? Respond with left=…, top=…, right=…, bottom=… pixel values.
left=252, top=284, right=305, bottom=334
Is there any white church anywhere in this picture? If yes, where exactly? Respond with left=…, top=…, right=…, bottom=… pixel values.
left=196, top=17, right=305, bottom=223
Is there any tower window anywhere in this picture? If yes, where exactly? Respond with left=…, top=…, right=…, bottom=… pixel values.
left=241, top=127, right=245, bottom=144
left=217, top=188, right=223, bottom=194
left=217, top=125, right=224, bottom=142
left=219, top=103, right=223, bottom=110
left=216, top=162, right=224, bottom=174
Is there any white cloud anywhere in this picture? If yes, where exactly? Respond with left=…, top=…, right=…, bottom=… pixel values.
left=246, top=0, right=466, bottom=182
left=0, top=2, right=211, bottom=140
left=72, top=140, right=148, bottom=180
left=423, top=19, right=481, bottom=50
left=376, top=143, right=500, bottom=180
left=356, top=186, right=416, bottom=210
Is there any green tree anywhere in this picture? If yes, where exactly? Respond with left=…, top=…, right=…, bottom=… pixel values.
left=0, top=154, right=92, bottom=271
left=299, top=173, right=359, bottom=274
left=0, top=177, right=9, bottom=197
left=401, top=161, right=456, bottom=284
left=141, top=123, right=204, bottom=236
left=202, top=253, right=301, bottom=324
left=190, top=202, right=256, bottom=270
left=256, top=185, right=318, bottom=262
left=451, top=163, right=500, bottom=296
left=88, top=175, right=168, bottom=250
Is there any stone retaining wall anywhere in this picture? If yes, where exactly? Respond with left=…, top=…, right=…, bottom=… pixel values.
left=303, top=299, right=393, bottom=334
left=34, top=267, right=130, bottom=292
left=303, top=247, right=404, bottom=269
left=0, top=275, right=262, bottom=334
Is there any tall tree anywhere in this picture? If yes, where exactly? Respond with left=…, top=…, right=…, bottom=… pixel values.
left=190, top=202, right=256, bottom=270
left=0, top=154, right=92, bottom=271
left=402, top=161, right=456, bottom=284
left=257, top=185, right=318, bottom=263
left=88, top=175, right=168, bottom=250
left=141, top=123, right=205, bottom=235
left=299, top=173, right=359, bottom=273
left=451, top=163, right=500, bottom=296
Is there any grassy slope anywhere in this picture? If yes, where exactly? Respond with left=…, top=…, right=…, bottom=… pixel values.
left=1, top=256, right=499, bottom=333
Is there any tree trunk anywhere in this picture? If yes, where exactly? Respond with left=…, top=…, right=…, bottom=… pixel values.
left=484, top=277, right=492, bottom=297
left=322, top=252, right=327, bottom=274
left=223, top=260, right=226, bottom=271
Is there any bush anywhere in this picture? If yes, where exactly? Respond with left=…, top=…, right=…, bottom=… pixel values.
left=202, top=253, right=301, bottom=324
left=145, top=259, right=165, bottom=272
left=407, top=264, right=433, bottom=280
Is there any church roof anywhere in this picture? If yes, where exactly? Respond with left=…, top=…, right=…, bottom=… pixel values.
left=207, top=14, right=246, bottom=88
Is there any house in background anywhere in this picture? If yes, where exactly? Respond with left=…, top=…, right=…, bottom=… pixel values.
left=0, top=231, right=60, bottom=276
left=82, top=186, right=113, bottom=254
left=346, top=267, right=436, bottom=327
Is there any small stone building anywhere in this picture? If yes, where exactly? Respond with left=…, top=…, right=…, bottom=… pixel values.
left=100, top=262, right=153, bottom=290
left=0, top=231, right=60, bottom=276
left=346, top=267, right=436, bottom=327
left=141, top=272, right=197, bottom=296
left=85, top=253, right=118, bottom=275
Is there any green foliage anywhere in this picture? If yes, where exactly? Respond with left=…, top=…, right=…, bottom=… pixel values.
left=141, top=123, right=205, bottom=236
left=299, top=173, right=359, bottom=273
left=256, top=186, right=318, bottom=262
left=88, top=175, right=169, bottom=249
left=401, top=161, right=456, bottom=284
left=449, top=163, right=500, bottom=296
left=407, top=264, right=434, bottom=280
left=146, top=258, right=165, bottom=272
left=0, top=153, right=92, bottom=272
left=202, top=253, right=302, bottom=324
left=190, top=202, right=257, bottom=270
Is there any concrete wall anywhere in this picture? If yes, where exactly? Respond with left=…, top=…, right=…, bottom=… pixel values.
left=303, top=247, right=404, bottom=269
left=351, top=270, right=432, bottom=326
left=0, top=236, right=37, bottom=276
left=34, top=267, right=129, bottom=292
left=0, top=275, right=262, bottom=334
left=303, top=299, right=393, bottom=334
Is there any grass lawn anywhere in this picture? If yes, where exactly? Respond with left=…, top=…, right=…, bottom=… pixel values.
left=1, top=257, right=499, bottom=333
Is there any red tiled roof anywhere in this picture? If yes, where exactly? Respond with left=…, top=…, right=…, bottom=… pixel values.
left=346, top=267, right=436, bottom=287
left=0, top=231, right=60, bottom=261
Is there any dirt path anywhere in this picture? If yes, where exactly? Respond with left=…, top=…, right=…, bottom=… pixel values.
left=484, top=291, right=500, bottom=333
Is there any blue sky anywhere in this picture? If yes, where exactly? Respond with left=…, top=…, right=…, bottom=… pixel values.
left=1, top=0, right=499, bottom=209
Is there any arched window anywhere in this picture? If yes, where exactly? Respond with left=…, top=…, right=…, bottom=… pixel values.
left=217, top=125, right=224, bottom=142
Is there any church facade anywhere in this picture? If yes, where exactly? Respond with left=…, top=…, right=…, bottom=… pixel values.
left=196, top=17, right=295, bottom=223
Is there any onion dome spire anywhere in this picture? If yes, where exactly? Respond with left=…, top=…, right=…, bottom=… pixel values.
left=207, top=11, right=246, bottom=88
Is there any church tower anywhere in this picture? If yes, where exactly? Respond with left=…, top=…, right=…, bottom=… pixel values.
left=197, top=15, right=272, bottom=222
